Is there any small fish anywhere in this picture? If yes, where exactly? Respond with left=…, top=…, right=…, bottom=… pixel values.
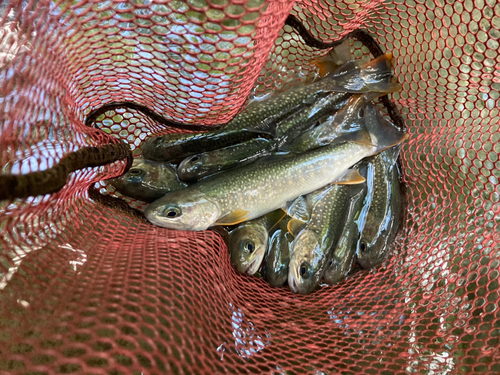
left=108, top=158, right=187, bottom=203
left=177, top=92, right=352, bottom=183
left=141, top=121, right=276, bottom=163
left=141, top=54, right=399, bottom=163
left=145, top=104, right=407, bottom=231
left=177, top=137, right=274, bottom=183
left=323, top=178, right=367, bottom=285
left=289, top=183, right=364, bottom=295
left=356, top=144, right=403, bottom=269
left=228, top=210, right=285, bottom=275
left=263, top=217, right=293, bottom=287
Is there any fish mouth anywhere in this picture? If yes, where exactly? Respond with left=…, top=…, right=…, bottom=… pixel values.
left=246, top=252, right=264, bottom=275
left=289, top=275, right=299, bottom=293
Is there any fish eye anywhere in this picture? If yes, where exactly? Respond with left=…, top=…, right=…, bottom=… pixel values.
left=190, top=155, right=199, bottom=162
left=163, top=205, right=181, bottom=218
left=360, top=239, right=368, bottom=252
left=300, top=262, right=310, bottom=279
left=128, top=168, right=143, bottom=176
left=241, top=239, right=255, bottom=254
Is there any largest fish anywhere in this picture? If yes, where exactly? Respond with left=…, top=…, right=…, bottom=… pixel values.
left=145, top=101, right=407, bottom=231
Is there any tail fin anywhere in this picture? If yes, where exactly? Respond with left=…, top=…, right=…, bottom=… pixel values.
left=359, top=54, right=402, bottom=93
left=334, top=102, right=407, bottom=152
left=327, top=54, right=401, bottom=94
left=310, top=40, right=353, bottom=78
left=364, top=103, right=408, bottom=152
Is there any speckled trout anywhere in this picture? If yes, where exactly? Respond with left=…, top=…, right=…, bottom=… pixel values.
left=108, top=158, right=187, bottom=203
left=145, top=104, right=407, bottom=231
left=357, top=144, right=403, bottom=269
left=288, top=184, right=363, bottom=294
left=141, top=54, right=400, bottom=163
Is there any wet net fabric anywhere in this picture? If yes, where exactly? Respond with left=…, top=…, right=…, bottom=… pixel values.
left=1, top=0, right=500, bottom=373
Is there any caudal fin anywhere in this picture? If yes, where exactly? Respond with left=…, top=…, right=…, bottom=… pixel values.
left=310, top=40, right=353, bottom=78
left=364, top=103, right=408, bottom=152
left=327, top=54, right=402, bottom=94
left=333, top=101, right=407, bottom=152
left=360, top=54, right=402, bottom=93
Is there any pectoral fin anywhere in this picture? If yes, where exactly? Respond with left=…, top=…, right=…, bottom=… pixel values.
left=333, top=169, right=366, bottom=185
left=215, top=209, right=250, bottom=226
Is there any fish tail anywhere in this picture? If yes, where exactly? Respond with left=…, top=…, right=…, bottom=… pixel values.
left=362, top=53, right=402, bottom=93
left=360, top=53, right=394, bottom=72
left=334, top=101, right=407, bottom=151
left=310, top=58, right=339, bottom=78
left=310, top=40, right=353, bottom=78
left=364, top=104, right=408, bottom=152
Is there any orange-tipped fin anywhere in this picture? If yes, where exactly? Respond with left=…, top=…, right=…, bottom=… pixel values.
left=333, top=169, right=366, bottom=185
left=215, top=209, right=249, bottom=226
left=265, top=209, right=287, bottom=232
left=361, top=53, right=394, bottom=71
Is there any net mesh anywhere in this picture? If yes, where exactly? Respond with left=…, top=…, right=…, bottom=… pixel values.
left=1, top=0, right=500, bottom=373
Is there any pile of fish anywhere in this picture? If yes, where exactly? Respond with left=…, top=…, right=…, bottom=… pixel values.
left=108, top=52, right=408, bottom=295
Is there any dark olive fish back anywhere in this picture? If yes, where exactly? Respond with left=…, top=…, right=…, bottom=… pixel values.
left=323, top=184, right=367, bottom=285
left=357, top=146, right=402, bottom=269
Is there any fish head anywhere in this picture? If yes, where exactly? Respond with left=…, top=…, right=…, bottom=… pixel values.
left=177, top=153, right=208, bottom=181
left=145, top=188, right=220, bottom=231
left=109, top=159, right=185, bottom=202
left=323, top=256, right=340, bottom=285
left=288, top=230, right=323, bottom=295
left=263, top=229, right=291, bottom=287
left=228, top=222, right=268, bottom=275
left=356, top=229, right=391, bottom=269
left=109, top=158, right=147, bottom=186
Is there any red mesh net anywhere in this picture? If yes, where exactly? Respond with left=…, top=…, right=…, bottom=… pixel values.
left=1, top=0, right=500, bottom=373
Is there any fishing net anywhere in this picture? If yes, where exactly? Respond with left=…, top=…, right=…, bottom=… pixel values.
left=1, top=0, right=499, bottom=373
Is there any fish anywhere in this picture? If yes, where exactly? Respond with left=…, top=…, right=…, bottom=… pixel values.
left=322, top=177, right=367, bottom=285
left=356, top=144, right=403, bottom=269
left=284, top=93, right=378, bottom=153
left=141, top=121, right=276, bottom=163
left=145, top=103, right=407, bottom=231
left=177, top=137, right=274, bottom=183
left=141, top=54, right=400, bottom=163
left=288, top=183, right=365, bottom=295
left=227, top=209, right=285, bottom=275
left=177, top=92, right=352, bottom=183
left=107, top=158, right=187, bottom=203
left=262, top=217, right=293, bottom=287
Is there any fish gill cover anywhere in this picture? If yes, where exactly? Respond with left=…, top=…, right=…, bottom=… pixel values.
left=0, top=0, right=499, bottom=374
